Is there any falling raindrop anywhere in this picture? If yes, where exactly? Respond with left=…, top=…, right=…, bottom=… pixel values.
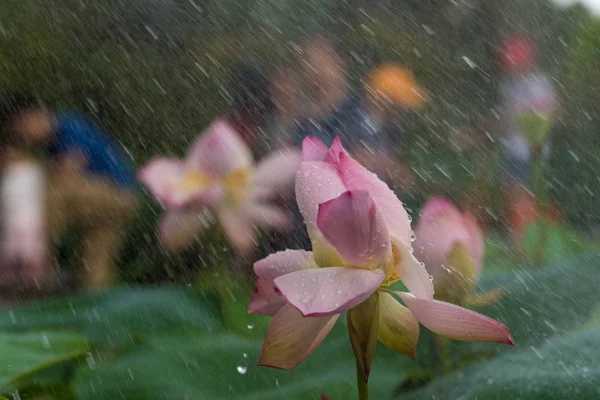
left=421, top=24, right=435, bottom=35
left=237, top=361, right=248, bottom=375
left=86, top=352, right=96, bottom=370
left=462, top=55, right=477, bottom=69
left=40, top=333, right=51, bottom=349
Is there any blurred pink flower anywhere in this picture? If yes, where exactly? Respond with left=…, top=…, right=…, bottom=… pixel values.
left=414, top=197, right=502, bottom=307
left=138, top=119, right=301, bottom=253
left=414, top=197, right=484, bottom=279
left=250, top=137, right=512, bottom=371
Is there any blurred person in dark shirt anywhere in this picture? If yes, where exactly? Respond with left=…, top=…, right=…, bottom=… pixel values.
left=0, top=93, right=138, bottom=289
left=264, top=66, right=302, bottom=152
left=269, top=35, right=428, bottom=252
left=226, top=64, right=278, bottom=159
left=359, top=63, right=427, bottom=190
left=291, top=35, right=426, bottom=190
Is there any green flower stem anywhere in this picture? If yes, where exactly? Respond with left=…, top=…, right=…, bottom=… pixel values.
left=531, top=145, right=548, bottom=264
left=434, top=334, right=452, bottom=374
left=356, top=358, right=370, bottom=400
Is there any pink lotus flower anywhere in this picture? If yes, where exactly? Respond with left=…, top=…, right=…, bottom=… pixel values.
left=138, top=119, right=301, bottom=253
left=414, top=197, right=484, bottom=279
left=414, top=198, right=500, bottom=306
left=250, top=137, right=512, bottom=374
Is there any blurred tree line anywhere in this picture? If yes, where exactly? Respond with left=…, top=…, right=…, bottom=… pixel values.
left=0, top=0, right=598, bottom=233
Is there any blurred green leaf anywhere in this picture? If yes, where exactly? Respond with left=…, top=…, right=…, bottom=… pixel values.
left=399, top=252, right=600, bottom=399
left=514, top=112, right=552, bottom=147
left=484, top=221, right=595, bottom=275
left=2, top=247, right=599, bottom=399
left=70, top=252, right=600, bottom=399
left=402, top=317, right=600, bottom=400
left=0, top=331, right=88, bottom=392
left=0, top=287, right=223, bottom=344
left=522, top=220, right=594, bottom=264
left=196, top=271, right=271, bottom=338
left=72, top=325, right=408, bottom=400
left=6, top=381, right=78, bottom=400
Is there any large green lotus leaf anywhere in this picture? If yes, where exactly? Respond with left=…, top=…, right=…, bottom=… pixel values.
left=73, top=325, right=410, bottom=400
left=7, top=251, right=600, bottom=399
left=71, top=253, right=600, bottom=399
left=476, top=253, right=600, bottom=346
left=402, top=312, right=600, bottom=400
left=0, top=331, right=88, bottom=391
left=0, top=287, right=222, bottom=343
left=399, top=253, right=600, bottom=399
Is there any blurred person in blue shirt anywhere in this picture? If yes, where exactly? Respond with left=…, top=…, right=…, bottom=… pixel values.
left=0, top=93, right=138, bottom=289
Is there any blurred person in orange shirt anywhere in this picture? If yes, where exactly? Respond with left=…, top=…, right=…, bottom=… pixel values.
left=360, top=63, right=427, bottom=190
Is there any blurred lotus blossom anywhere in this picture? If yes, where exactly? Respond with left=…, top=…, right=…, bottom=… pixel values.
left=414, top=197, right=501, bottom=307
left=249, top=137, right=513, bottom=377
left=139, top=119, right=301, bottom=253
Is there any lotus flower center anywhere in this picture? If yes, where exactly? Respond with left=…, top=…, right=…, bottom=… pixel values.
left=179, top=172, right=212, bottom=191
left=381, top=241, right=403, bottom=286
left=223, top=168, right=252, bottom=205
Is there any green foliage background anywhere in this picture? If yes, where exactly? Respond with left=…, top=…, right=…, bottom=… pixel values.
left=2, top=0, right=597, bottom=225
